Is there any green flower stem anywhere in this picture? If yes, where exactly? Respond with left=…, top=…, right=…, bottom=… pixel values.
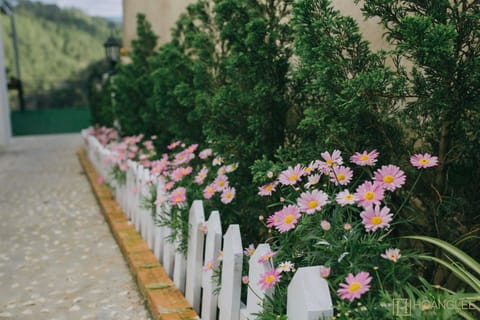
left=374, top=267, right=384, bottom=292
left=395, top=170, right=423, bottom=215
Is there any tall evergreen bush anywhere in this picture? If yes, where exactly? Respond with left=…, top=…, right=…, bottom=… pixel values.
left=114, top=14, right=158, bottom=136
left=360, top=0, right=480, bottom=284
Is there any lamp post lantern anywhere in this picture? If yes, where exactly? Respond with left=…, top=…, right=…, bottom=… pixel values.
left=103, top=35, right=121, bottom=70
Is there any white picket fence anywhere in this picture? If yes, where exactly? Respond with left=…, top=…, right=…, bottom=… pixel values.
left=81, top=130, right=334, bottom=320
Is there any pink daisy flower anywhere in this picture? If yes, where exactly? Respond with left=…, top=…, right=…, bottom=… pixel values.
left=350, top=150, right=379, bottom=166
left=277, top=261, right=294, bottom=273
left=381, top=248, right=402, bottom=262
left=258, top=269, right=281, bottom=291
left=143, top=140, right=154, bottom=150
left=258, top=182, right=278, bottom=196
left=170, top=187, right=186, bottom=206
left=186, top=144, right=198, bottom=153
left=360, top=205, right=393, bottom=232
left=170, top=167, right=185, bottom=182
left=221, top=187, right=236, bottom=204
left=266, top=215, right=278, bottom=228
left=410, top=153, right=439, bottom=169
left=329, top=166, right=353, bottom=186
left=374, top=165, right=406, bottom=191
left=244, top=244, right=255, bottom=257
left=335, top=190, right=357, bottom=206
left=305, top=173, right=321, bottom=188
left=319, top=266, right=331, bottom=278
left=278, top=164, right=304, bottom=185
left=167, top=140, right=182, bottom=150
left=271, top=205, right=301, bottom=233
left=337, top=272, right=372, bottom=302
left=354, top=181, right=385, bottom=208
left=164, top=181, right=174, bottom=191
left=321, top=220, right=331, bottom=231
left=203, top=184, right=215, bottom=199
left=199, top=148, right=213, bottom=159
left=203, top=260, right=215, bottom=272
left=303, top=161, right=319, bottom=175
left=258, top=251, right=277, bottom=264
left=194, top=167, right=209, bottom=185
left=317, top=150, right=343, bottom=173
left=297, top=189, right=329, bottom=214
left=214, top=174, right=229, bottom=191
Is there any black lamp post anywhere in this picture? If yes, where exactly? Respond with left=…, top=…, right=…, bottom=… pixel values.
left=103, top=35, right=121, bottom=72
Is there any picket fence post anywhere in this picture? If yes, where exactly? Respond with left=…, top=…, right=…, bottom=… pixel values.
left=83, top=134, right=337, bottom=320
left=153, top=179, right=165, bottom=261
left=201, top=210, right=222, bottom=320
left=185, top=200, right=206, bottom=312
left=287, top=266, right=333, bottom=319
left=134, top=164, right=143, bottom=233
left=244, top=244, right=273, bottom=318
left=219, top=224, right=243, bottom=320
left=173, top=240, right=187, bottom=293
left=162, top=226, right=175, bottom=278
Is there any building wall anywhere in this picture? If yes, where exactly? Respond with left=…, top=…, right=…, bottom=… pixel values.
left=122, top=0, right=390, bottom=52
left=122, top=0, right=197, bottom=51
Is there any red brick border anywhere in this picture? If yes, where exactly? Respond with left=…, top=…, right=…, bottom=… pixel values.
left=77, top=148, right=199, bottom=320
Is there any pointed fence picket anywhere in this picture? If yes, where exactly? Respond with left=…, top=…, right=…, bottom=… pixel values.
left=201, top=210, right=222, bottom=320
left=243, top=244, right=272, bottom=319
left=219, top=225, right=243, bottom=320
left=84, top=134, right=334, bottom=320
left=185, top=200, right=206, bottom=312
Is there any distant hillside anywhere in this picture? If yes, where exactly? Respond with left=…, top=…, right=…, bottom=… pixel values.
left=1, top=0, right=121, bottom=109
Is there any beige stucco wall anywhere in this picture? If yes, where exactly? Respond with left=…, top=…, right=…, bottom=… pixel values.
left=122, top=0, right=390, bottom=52
left=122, top=0, right=197, bottom=51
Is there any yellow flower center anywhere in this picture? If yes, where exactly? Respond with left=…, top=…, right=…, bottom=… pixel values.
left=337, top=173, right=346, bottom=181
left=390, top=254, right=397, bottom=261
left=359, top=155, right=369, bottom=161
left=345, top=195, right=353, bottom=201
left=284, top=214, right=295, bottom=225
left=308, top=200, right=318, bottom=209
left=265, top=275, right=276, bottom=284
left=175, top=196, right=182, bottom=203
left=226, top=192, right=233, bottom=199
left=364, top=191, right=375, bottom=200
left=207, top=187, right=213, bottom=193
left=266, top=185, right=273, bottom=191
left=348, top=282, right=362, bottom=293
left=383, top=175, right=394, bottom=183
left=371, top=216, right=383, bottom=225
left=419, top=158, right=429, bottom=165
left=219, top=181, right=225, bottom=187
left=305, top=167, right=312, bottom=173
left=326, top=159, right=334, bottom=165
left=289, top=174, right=298, bottom=181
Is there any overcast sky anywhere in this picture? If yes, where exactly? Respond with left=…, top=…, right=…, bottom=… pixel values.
left=31, top=0, right=122, bottom=18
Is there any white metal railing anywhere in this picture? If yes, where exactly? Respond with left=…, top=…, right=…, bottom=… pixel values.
left=81, top=129, right=334, bottom=320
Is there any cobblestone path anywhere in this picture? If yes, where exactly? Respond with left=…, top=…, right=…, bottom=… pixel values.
left=0, top=134, right=150, bottom=320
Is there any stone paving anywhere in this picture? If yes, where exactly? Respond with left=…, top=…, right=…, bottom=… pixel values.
left=0, top=134, right=151, bottom=320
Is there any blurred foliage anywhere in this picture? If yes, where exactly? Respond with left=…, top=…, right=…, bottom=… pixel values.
left=113, top=13, right=158, bottom=137
left=1, top=0, right=119, bottom=109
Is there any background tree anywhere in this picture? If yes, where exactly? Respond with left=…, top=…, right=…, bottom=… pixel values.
left=202, top=0, right=294, bottom=238
left=113, top=13, right=158, bottom=136
left=288, top=0, right=406, bottom=163
left=359, top=0, right=480, bottom=286
left=148, top=0, right=218, bottom=147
